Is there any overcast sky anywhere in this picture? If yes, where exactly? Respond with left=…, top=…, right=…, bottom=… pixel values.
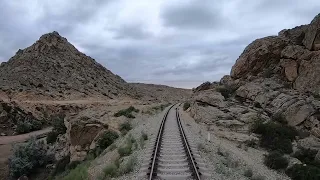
left=0, top=0, right=319, bottom=88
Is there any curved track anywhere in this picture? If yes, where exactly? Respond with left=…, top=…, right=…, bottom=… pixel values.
left=140, top=104, right=210, bottom=180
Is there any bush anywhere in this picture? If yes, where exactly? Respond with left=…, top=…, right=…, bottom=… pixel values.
left=244, top=168, right=253, bottom=177
left=141, top=132, right=148, bottom=140
left=118, top=137, right=134, bottom=157
left=97, top=130, right=119, bottom=150
left=286, top=164, right=320, bottom=180
left=216, top=85, right=238, bottom=99
left=114, top=106, right=139, bottom=118
left=103, top=163, right=118, bottom=178
left=119, top=155, right=137, bottom=175
left=46, top=115, right=67, bottom=144
left=251, top=120, right=297, bottom=153
left=120, top=122, right=132, bottom=134
left=272, top=113, right=287, bottom=124
left=293, top=148, right=320, bottom=166
left=8, top=138, right=53, bottom=178
left=183, top=102, right=190, bottom=111
left=62, top=162, right=89, bottom=180
left=264, top=151, right=288, bottom=170
left=16, top=118, right=43, bottom=134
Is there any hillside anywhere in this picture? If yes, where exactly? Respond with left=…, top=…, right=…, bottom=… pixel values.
left=0, top=31, right=138, bottom=100
left=130, top=83, right=191, bottom=102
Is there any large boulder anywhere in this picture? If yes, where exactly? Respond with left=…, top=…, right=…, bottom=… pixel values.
left=231, top=36, right=289, bottom=79
left=280, top=59, right=298, bottom=82
left=193, top=90, right=225, bottom=107
left=67, top=116, right=108, bottom=162
left=303, top=14, right=320, bottom=51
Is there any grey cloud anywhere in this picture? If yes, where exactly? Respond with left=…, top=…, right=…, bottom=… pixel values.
left=161, top=0, right=225, bottom=30
left=112, top=24, right=153, bottom=40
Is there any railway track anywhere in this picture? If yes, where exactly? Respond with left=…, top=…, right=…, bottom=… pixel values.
left=140, top=104, right=210, bottom=180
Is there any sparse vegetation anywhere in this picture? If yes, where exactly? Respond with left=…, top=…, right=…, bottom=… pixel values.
left=139, top=131, right=148, bottom=148
left=250, top=117, right=297, bottom=153
left=16, top=118, right=43, bottom=134
left=46, top=114, right=67, bottom=144
left=272, top=113, right=287, bottom=124
left=244, top=139, right=258, bottom=148
left=251, top=175, right=266, bottom=180
left=118, top=154, right=137, bottom=175
left=62, top=162, right=89, bottom=180
left=216, top=84, right=238, bottom=99
left=152, top=103, right=171, bottom=111
left=264, top=151, right=288, bottom=170
left=293, top=148, right=320, bottom=167
left=95, top=130, right=119, bottom=156
left=103, top=163, right=118, bottom=178
left=118, top=136, right=134, bottom=157
left=119, top=121, right=132, bottom=135
left=183, top=102, right=190, bottom=111
left=286, top=164, right=320, bottom=180
left=244, top=168, right=253, bottom=178
left=114, top=106, right=139, bottom=118
left=8, top=138, right=53, bottom=178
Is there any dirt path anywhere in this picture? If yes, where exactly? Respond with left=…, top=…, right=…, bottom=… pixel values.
left=0, top=127, right=52, bottom=145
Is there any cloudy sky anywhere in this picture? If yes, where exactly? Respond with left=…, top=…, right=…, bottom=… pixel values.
left=0, top=0, right=319, bottom=88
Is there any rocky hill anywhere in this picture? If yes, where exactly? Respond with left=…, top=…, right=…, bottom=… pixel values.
left=0, top=31, right=138, bottom=100
left=130, top=83, right=191, bottom=102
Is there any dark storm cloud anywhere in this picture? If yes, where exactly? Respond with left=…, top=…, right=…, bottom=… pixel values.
left=161, top=0, right=224, bottom=29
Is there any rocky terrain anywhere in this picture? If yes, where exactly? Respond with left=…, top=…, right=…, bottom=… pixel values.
left=186, top=13, right=320, bottom=180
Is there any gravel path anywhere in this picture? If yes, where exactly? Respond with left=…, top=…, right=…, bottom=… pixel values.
left=0, top=127, right=52, bottom=145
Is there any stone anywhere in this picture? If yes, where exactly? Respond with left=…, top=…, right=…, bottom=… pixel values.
left=303, top=14, right=320, bottom=50
left=278, top=25, right=308, bottom=45
left=281, top=45, right=308, bottom=60
left=280, top=59, right=298, bottom=81
left=294, top=58, right=320, bottom=94
left=297, top=136, right=320, bottom=151
left=231, top=36, right=289, bottom=79
left=193, top=90, right=225, bottom=107
left=0, top=133, right=6, bottom=136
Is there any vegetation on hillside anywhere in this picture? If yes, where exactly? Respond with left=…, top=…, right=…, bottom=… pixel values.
left=114, top=106, right=139, bottom=118
left=46, top=114, right=67, bottom=144
left=8, top=138, right=53, bottom=178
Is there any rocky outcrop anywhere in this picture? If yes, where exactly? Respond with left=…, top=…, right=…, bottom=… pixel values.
left=66, top=116, right=108, bottom=162
left=230, top=14, right=320, bottom=95
left=303, top=13, right=320, bottom=50
left=0, top=100, right=40, bottom=135
left=231, top=36, right=289, bottom=79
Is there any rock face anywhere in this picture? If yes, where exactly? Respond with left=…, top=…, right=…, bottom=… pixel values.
left=66, top=116, right=108, bottom=162
left=230, top=14, right=320, bottom=95
left=0, top=31, right=137, bottom=100
left=0, top=100, right=40, bottom=135
left=230, top=36, right=288, bottom=79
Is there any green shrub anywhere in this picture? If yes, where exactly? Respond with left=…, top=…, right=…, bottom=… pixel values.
left=243, top=168, right=253, bottom=177
left=8, top=138, right=53, bottom=178
left=46, top=114, right=67, bottom=144
left=62, top=162, right=89, bottom=180
left=119, top=155, right=137, bottom=175
left=272, top=113, right=287, bottom=124
left=114, top=106, right=139, bottom=118
left=244, top=139, right=257, bottom=148
left=286, top=164, right=320, bottom=180
left=97, top=130, right=119, bottom=150
left=216, top=85, right=238, bottom=99
left=46, top=131, right=59, bottom=144
left=183, top=102, right=190, bottom=111
left=251, top=120, right=297, bottom=153
left=16, top=118, right=43, bottom=134
left=103, top=163, right=118, bottom=178
left=118, top=137, right=133, bottom=157
left=141, top=132, right=148, bottom=140
left=293, top=148, right=320, bottom=166
left=120, top=122, right=132, bottom=134
left=264, top=151, right=288, bottom=170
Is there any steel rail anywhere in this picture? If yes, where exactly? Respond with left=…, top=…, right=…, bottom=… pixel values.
left=148, top=104, right=174, bottom=180
left=176, top=108, right=201, bottom=180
